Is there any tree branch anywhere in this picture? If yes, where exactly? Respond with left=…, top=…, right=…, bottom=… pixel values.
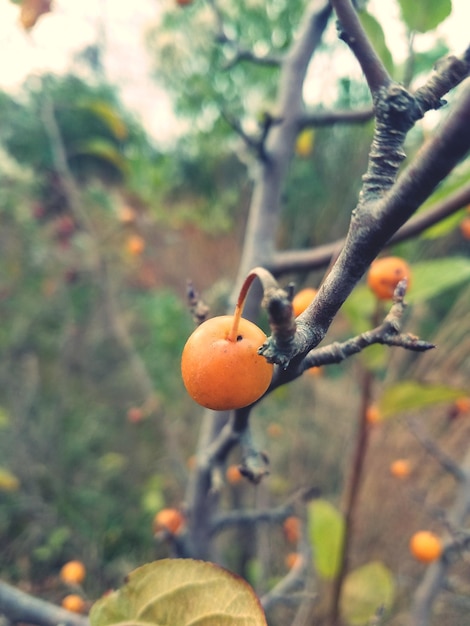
left=330, top=0, right=391, bottom=95
left=0, top=581, right=88, bottom=626
left=409, top=448, right=470, bottom=626
left=261, top=77, right=470, bottom=367
left=268, top=180, right=470, bottom=275
left=298, top=106, right=374, bottom=129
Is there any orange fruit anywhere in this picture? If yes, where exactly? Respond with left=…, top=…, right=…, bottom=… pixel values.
left=126, top=407, right=144, bottom=423
left=181, top=315, right=273, bottom=410
left=59, top=560, right=86, bottom=585
left=367, top=257, right=411, bottom=300
left=390, top=459, right=411, bottom=479
left=267, top=422, right=284, bottom=438
left=153, top=508, right=185, bottom=535
left=61, top=594, right=86, bottom=613
left=126, top=234, right=145, bottom=256
left=460, top=216, right=470, bottom=239
left=306, top=366, right=323, bottom=377
left=226, top=464, right=243, bottom=484
left=285, top=552, right=302, bottom=569
left=283, top=516, right=300, bottom=543
left=365, top=403, right=381, bottom=425
left=455, top=396, right=470, bottom=415
left=292, top=288, right=317, bottom=317
left=409, top=531, right=442, bottom=563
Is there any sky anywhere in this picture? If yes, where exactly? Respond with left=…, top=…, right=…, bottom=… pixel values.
left=0, top=0, right=468, bottom=142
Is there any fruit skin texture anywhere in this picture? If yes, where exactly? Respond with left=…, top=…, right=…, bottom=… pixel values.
left=292, top=288, right=317, bottom=317
left=59, top=560, right=86, bottom=585
left=367, top=256, right=411, bottom=300
left=409, top=531, right=442, bottom=563
left=61, top=594, right=86, bottom=613
left=153, top=508, right=185, bottom=535
left=181, top=315, right=273, bottom=410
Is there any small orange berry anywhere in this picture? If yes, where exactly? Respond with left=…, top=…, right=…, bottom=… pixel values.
left=118, top=206, right=137, bottom=225
left=61, top=594, right=86, bottom=613
left=126, top=407, right=144, bottom=423
left=267, top=422, right=284, bottom=438
left=59, top=561, right=86, bottom=585
left=459, top=216, right=470, bottom=239
left=455, top=396, right=470, bottom=415
left=226, top=464, right=243, bottom=484
left=283, top=516, right=301, bottom=544
left=367, top=257, right=411, bottom=300
left=153, top=508, right=185, bottom=535
left=390, top=459, right=411, bottom=479
left=409, top=531, right=442, bottom=563
left=292, top=288, right=317, bottom=317
left=285, top=552, right=302, bottom=569
left=306, top=366, right=323, bottom=377
left=181, top=315, right=273, bottom=411
left=365, top=403, right=382, bottom=425
left=126, top=234, right=145, bottom=256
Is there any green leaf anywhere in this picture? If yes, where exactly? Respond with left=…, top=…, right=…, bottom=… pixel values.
left=358, top=12, right=394, bottom=75
left=90, top=559, right=267, bottom=626
left=397, top=0, right=452, bottom=33
left=308, top=499, right=345, bottom=581
left=342, top=285, right=377, bottom=335
left=77, top=101, right=128, bottom=140
left=379, top=381, right=467, bottom=418
left=406, top=257, right=470, bottom=304
left=69, top=139, right=129, bottom=176
left=340, top=561, right=395, bottom=626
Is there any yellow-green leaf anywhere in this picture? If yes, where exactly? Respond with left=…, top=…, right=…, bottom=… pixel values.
left=90, top=559, right=267, bottom=626
left=0, top=467, right=20, bottom=492
left=379, top=381, right=467, bottom=418
left=69, top=139, right=129, bottom=177
left=340, top=561, right=395, bottom=626
left=397, top=0, right=451, bottom=33
left=406, top=257, right=470, bottom=304
left=308, top=499, right=344, bottom=581
left=77, top=101, right=128, bottom=140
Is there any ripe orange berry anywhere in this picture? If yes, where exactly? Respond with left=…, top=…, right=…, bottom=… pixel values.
left=292, top=288, right=317, bottom=317
left=61, top=594, right=86, bottom=613
left=390, top=459, right=411, bottom=479
left=283, top=516, right=301, bottom=544
left=59, top=561, right=86, bottom=585
left=365, top=403, right=382, bottom=425
left=267, top=422, right=284, bottom=438
left=153, top=508, right=185, bottom=535
left=306, top=366, right=323, bottom=377
left=367, top=257, right=411, bottom=300
left=126, top=234, right=145, bottom=256
left=181, top=315, right=273, bottom=410
left=285, top=552, right=302, bottom=569
left=459, top=216, right=470, bottom=239
left=226, top=464, right=243, bottom=484
left=455, top=396, right=470, bottom=415
left=409, top=531, right=443, bottom=563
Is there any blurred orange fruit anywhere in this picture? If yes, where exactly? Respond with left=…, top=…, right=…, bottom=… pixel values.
left=61, top=594, right=86, bottom=614
left=409, top=531, right=442, bottom=563
left=292, top=288, right=317, bottom=317
left=153, top=508, right=185, bottom=535
left=390, top=459, right=411, bottom=479
left=367, top=257, right=411, bottom=300
left=60, top=561, right=86, bottom=585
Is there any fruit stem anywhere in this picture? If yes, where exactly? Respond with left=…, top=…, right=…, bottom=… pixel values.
left=227, top=267, right=280, bottom=342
